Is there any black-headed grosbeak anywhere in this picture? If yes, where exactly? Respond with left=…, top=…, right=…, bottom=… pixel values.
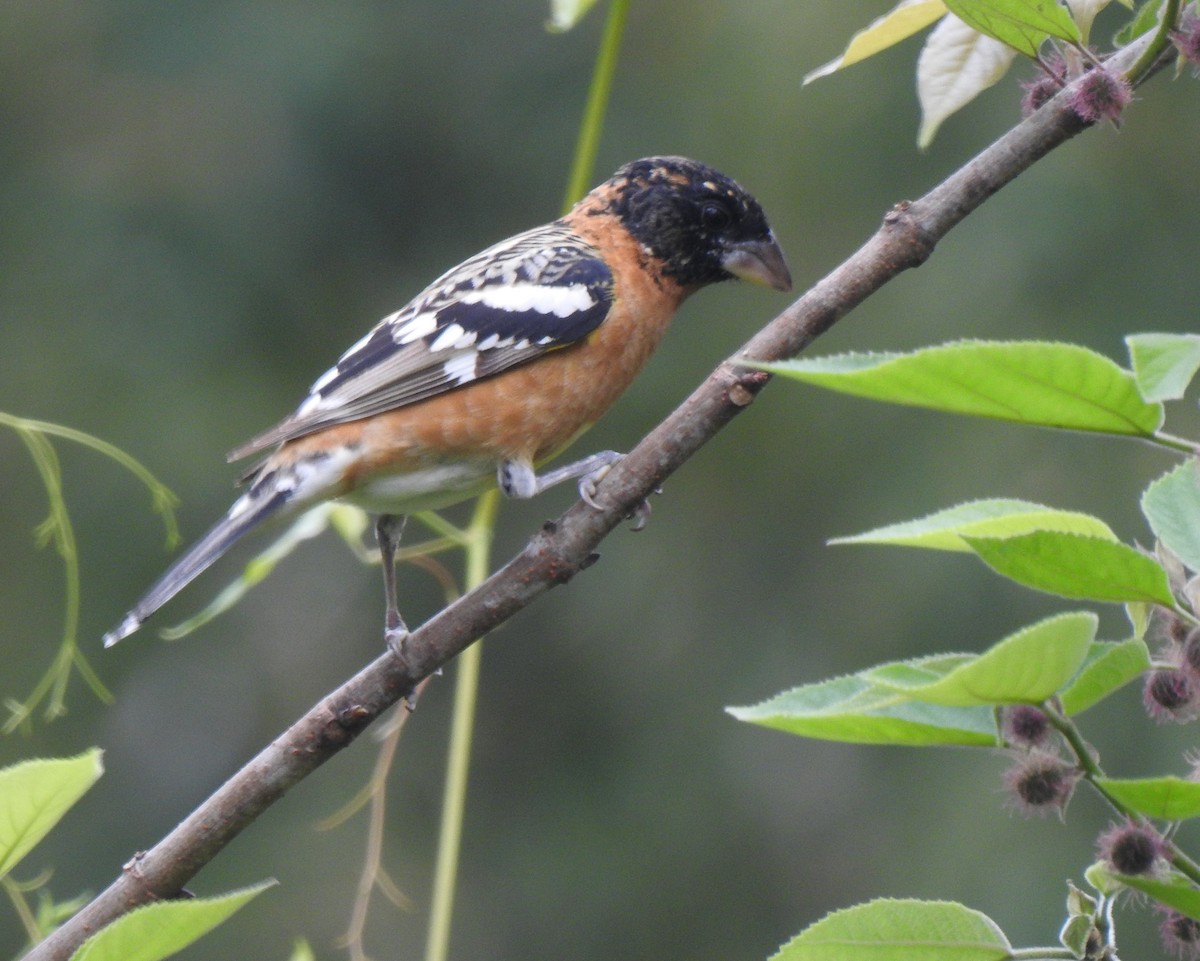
left=104, top=156, right=791, bottom=648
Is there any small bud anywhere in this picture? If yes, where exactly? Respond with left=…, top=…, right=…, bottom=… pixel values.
left=1002, top=705, right=1051, bottom=748
left=1182, top=628, right=1200, bottom=679
left=1066, top=68, right=1133, bottom=124
left=1020, top=57, right=1067, bottom=117
left=1159, top=905, right=1200, bottom=960
left=1144, top=668, right=1198, bottom=723
left=1003, top=753, right=1076, bottom=817
left=1097, top=820, right=1168, bottom=876
left=1021, top=75, right=1061, bottom=116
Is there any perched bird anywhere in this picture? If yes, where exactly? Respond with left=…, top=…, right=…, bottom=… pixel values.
left=103, top=156, right=792, bottom=648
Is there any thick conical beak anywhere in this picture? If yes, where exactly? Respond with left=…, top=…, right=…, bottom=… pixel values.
left=721, top=233, right=792, bottom=292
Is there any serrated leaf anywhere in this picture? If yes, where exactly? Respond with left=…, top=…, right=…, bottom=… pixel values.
left=773, top=898, right=1012, bottom=961
left=0, top=749, right=104, bottom=879
left=871, top=612, right=1096, bottom=705
left=917, top=16, right=1018, bottom=147
left=70, top=881, right=276, bottom=961
left=1059, top=638, right=1151, bottom=714
left=1143, top=461, right=1200, bottom=574
left=1113, top=870, right=1200, bottom=922
left=805, top=0, right=948, bottom=83
left=729, top=673, right=997, bottom=746
left=831, top=499, right=1116, bottom=552
left=546, top=0, right=602, bottom=31
left=943, top=0, right=1080, bottom=55
left=1095, top=776, right=1200, bottom=820
left=965, top=531, right=1175, bottom=605
left=1126, top=333, right=1200, bottom=402
left=759, top=341, right=1163, bottom=437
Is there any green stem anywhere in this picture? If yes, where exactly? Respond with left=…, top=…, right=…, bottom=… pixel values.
left=1, top=877, right=40, bottom=944
left=1124, top=0, right=1182, bottom=83
left=424, top=5, right=629, bottom=951
left=423, top=492, right=498, bottom=961
left=1043, top=705, right=1102, bottom=778
left=1044, top=704, right=1200, bottom=887
left=561, top=0, right=631, bottom=213
left=1150, top=430, right=1198, bottom=455
left=1170, top=845, right=1200, bottom=887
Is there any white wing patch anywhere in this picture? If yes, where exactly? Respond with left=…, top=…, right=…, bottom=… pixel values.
left=458, top=282, right=597, bottom=318
left=394, top=310, right=439, bottom=345
left=442, top=352, right=478, bottom=385
left=429, top=322, right=476, bottom=353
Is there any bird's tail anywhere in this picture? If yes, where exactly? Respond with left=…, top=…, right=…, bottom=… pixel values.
left=103, top=484, right=291, bottom=647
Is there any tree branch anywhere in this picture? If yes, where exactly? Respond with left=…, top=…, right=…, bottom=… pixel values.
left=25, top=30, right=1171, bottom=961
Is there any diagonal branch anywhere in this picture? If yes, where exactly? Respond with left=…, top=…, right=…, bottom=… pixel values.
left=25, top=31, right=1171, bottom=961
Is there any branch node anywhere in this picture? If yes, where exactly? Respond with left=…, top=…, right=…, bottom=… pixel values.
left=335, top=704, right=374, bottom=731
left=727, top=368, right=770, bottom=408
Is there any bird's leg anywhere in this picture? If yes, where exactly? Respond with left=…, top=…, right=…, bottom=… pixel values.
left=497, top=452, right=654, bottom=528
left=375, top=513, right=410, bottom=655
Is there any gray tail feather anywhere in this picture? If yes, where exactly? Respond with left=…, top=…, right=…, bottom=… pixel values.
left=103, top=487, right=291, bottom=647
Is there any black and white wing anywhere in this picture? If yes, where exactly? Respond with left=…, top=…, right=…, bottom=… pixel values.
left=229, top=221, right=614, bottom=460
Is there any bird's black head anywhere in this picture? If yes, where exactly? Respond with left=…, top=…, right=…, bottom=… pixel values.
left=599, top=156, right=792, bottom=293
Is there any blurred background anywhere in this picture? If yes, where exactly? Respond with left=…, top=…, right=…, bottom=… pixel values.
left=3, top=1, right=1199, bottom=958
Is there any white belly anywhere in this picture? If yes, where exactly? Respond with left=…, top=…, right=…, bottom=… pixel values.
left=338, top=458, right=497, bottom=514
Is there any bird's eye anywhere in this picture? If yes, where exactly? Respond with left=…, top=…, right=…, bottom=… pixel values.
left=700, top=201, right=732, bottom=232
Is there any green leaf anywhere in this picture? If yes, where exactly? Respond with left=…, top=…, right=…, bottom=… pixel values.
left=1059, top=915, right=1096, bottom=958
left=831, top=499, right=1116, bottom=552
left=757, top=341, right=1162, bottom=437
left=546, top=0, right=602, bottom=31
left=1112, top=870, right=1200, bottom=922
left=1059, top=638, right=1151, bottom=714
left=729, top=673, right=997, bottom=746
left=1143, top=461, right=1200, bottom=574
left=773, top=898, right=1012, bottom=961
left=1115, top=0, right=1166, bottom=44
left=871, top=612, right=1096, bottom=705
left=1126, top=600, right=1151, bottom=639
left=70, top=881, right=276, bottom=961
left=964, top=531, right=1174, bottom=605
left=1126, top=333, right=1200, bottom=402
left=805, top=0, right=948, bottom=83
left=0, top=749, right=104, bottom=879
left=1095, top=776, right=1200, bottom=820
left=943, top=0, right=1080, bottom=56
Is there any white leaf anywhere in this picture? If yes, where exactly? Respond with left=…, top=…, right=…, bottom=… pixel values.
left=1065, top=0, right=1116, bottom=40
left=917, top=15, right=1018, bottom=148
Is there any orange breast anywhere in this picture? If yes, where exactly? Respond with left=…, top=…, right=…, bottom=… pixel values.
left=273, top=225, right=687, bottom=504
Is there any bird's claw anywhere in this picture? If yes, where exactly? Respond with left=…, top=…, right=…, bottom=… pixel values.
left=627, top=496, right=654, bottom=531
left=579, top=458, right=658, bottom=531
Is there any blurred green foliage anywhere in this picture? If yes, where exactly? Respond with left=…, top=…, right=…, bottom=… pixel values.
left=2, top=2, right=1198, bottom=959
